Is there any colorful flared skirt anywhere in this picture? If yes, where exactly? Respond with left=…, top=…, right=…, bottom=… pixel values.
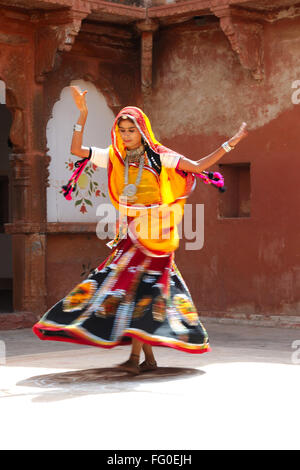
left=33, top=236, right=210, bottom=354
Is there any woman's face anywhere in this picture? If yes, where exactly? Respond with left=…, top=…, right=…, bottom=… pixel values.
left=118, top=118, right=142, bottom=150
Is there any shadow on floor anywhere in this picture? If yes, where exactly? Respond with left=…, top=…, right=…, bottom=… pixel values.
left=15, top=366, right=205, bottom=403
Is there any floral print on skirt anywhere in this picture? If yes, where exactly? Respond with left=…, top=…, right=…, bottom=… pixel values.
left=33, top=237, right=210, bottom=354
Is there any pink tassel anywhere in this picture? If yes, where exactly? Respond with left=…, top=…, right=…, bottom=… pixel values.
left=194, top=171, right=226, bottom=192
left=61, top=158, right=90, bottom=200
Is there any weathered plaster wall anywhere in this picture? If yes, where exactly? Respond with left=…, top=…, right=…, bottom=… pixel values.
left=149, top=17, right=300, bottom=319
left=151, top=19, right=300, bottom=138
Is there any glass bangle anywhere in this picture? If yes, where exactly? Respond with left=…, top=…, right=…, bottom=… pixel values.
left=222, top=141, right=233, bottom=152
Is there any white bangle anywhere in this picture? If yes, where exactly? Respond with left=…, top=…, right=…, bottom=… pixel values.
left=222, top=141, right=233, bottom=152
left=73, top=124, right=83, bottom=132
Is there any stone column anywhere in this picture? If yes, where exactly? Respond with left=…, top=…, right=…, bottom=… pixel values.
left=4, top=6, right=89, bottom=320
left=136, top=19, right=159, bottom=112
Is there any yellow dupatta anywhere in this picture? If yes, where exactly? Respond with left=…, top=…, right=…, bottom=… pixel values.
left=107, top=107, right=195, bottom=256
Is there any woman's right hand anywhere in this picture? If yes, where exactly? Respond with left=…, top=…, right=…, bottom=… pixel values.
left=228, top=122, right=248, bottom=148
left=70, top=86, right=88, bottom=114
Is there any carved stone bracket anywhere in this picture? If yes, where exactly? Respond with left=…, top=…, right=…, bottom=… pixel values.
left=135, top=19, right=159, bottom=107
left=8, top=107, right=25, bottom=152
left=211, top=7, right=264, bottom=81
left=34, top=9, right=90, bottom=83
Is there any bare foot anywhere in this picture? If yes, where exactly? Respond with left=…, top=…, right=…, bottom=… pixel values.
left=116, top=358, right=140, bottom=375
left=139, top=360, right=158, bottom=373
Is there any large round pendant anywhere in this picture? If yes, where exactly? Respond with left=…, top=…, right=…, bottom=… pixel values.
left=122, top=184, right=137, bottom=198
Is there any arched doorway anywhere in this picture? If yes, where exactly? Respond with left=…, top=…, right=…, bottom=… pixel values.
left=0, top=81, right=13, bottom=312
left=47, top=79, right=115, bottom=222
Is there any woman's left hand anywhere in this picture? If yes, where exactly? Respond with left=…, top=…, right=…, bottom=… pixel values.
left=228, top=122, right=248, bottom=148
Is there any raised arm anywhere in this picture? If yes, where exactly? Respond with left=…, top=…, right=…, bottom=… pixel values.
left=177, top=122, right=248, bottom=174
left=70, top=86, right=90, bottom=159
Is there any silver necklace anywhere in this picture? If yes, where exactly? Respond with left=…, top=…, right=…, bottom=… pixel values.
left=126, top=144, right=145, bottom=163
left=121, top=150, right=145, bottom=203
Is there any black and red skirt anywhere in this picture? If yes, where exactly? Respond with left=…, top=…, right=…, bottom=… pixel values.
left=33, top=236, right=210, bottom=354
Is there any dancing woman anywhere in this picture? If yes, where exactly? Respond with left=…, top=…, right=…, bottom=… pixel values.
left=33, top=86, right=247, bottom=374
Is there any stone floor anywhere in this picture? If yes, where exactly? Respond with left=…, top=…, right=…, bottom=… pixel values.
left=0, top=319, right=299, bottom=450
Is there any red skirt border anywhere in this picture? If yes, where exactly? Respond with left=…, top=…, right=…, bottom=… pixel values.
left=32, top=322, right=211, bottom=355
